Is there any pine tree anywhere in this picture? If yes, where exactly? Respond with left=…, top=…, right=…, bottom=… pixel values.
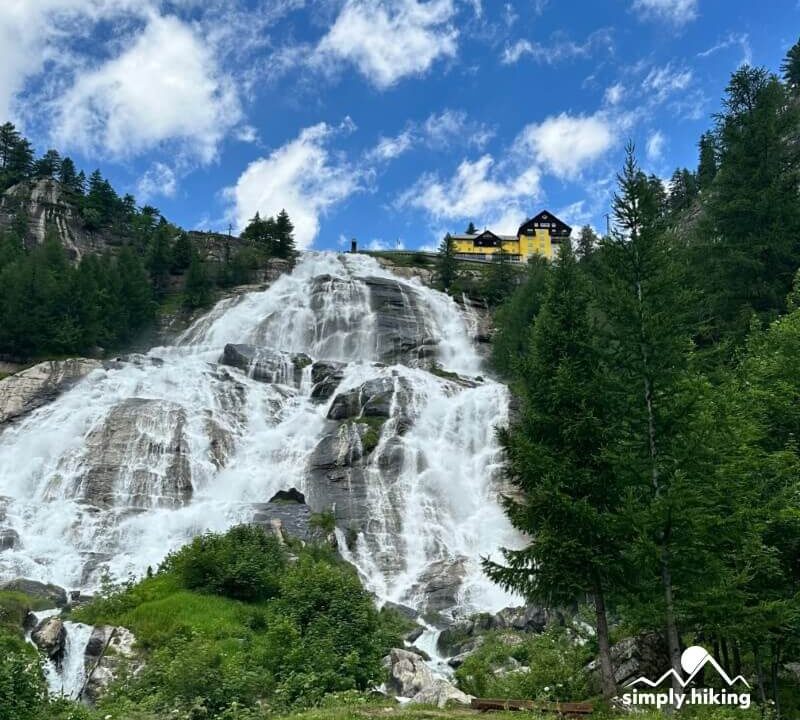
left=171, top=232, right=192, bottom=273
left=781, top=36, right=800, bottom=93
left=58, top=157, right=78, bottom=191
left=184, top=249, right=212, bottom=309
left=34, top=149, right=61, bottom=178
left=116, top=246, right=154, bottom=341
left=484, top=249, right=515, bottom=305
left=274, top=209, right=298, bottom=263
left=667, top=168, right=698, bottom=215
left=147, top=221, right=173, bottom=299
left=465, top=221, right=477, bottom=234
left=596, top=144, right=701, bottom=702
left=437, top=233, right=458, bottom=290
left=484, top=242, right=623, bottom=698
left=575, top=225, right=599, bottom=260
left=696, top=132, right=717, bottom=190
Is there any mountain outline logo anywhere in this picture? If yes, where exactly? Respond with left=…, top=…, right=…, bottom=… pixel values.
left=626, top=645, right=750, bottom=689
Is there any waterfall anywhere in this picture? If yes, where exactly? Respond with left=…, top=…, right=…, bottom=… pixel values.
left=0, top=252, right=521, bottom=617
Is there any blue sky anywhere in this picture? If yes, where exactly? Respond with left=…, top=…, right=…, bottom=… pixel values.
left=2, top=0, right=797, bottom=250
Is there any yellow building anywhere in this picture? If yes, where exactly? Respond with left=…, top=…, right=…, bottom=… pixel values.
left=449, top=210, right=571, bottom=262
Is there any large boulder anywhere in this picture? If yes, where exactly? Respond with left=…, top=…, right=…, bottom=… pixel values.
left=80, top=398, right=192, bottom=510
left=0, top=578, right=68, bottom=607
left=588, top=632, right=670, bottom=688
left=0, top=358, right=103, bottom=425
left=384, top=648, right=471, bottom=707
left=0, top=528, right=20, bottom=551
left=221, top=344, right=311, bottom=386
left=250, top=489, right=325, bottom=544
left=408, top=557, right=467, bottom=615
left=327, top=377, right=397, bottom=420
left=31, top=616, right=67, bottom=666
left=82, top=625, right=142, bottom=704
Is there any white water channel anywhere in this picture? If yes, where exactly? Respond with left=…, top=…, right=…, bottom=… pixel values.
left=0, top=252, right=521, bottom=618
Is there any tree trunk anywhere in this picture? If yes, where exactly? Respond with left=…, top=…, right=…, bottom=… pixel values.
left=733, top=641, right=742, bottom=677
left=593, top=581, right=617, bottom=699
left=661, top=543, right=683, bottom=703
left=771, top=642, right=781, bottom=718
left=720, top=637, right=730, bottom=675
left=754, top=644, right=767, bottom=704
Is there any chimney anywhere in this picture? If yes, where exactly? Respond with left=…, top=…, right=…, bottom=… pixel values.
left=350, top=238, right=357, bottom=254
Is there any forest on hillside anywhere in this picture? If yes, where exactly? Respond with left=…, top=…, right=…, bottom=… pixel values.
left=0, top=132, right=298, bottom=360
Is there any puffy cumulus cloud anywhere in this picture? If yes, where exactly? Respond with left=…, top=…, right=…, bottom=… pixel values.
left=224, top=123, right=361, bottom=249
left=53, top=14, right=240, bottom=162
left=514, top=112, right=615, bottom=180
left=646, top=130, right=665, bottom=161
left=396, top=154, right=541, bottom=221
left=632, top=0, right=697, bottom=25
left=314, top=0, right=458, bottom=89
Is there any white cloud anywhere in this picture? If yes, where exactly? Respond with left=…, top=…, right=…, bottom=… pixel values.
left=53, top=14, right=240, bottom=162
left=235, top=125, right=259, bottom=143
left=646, top=130, right=666, bottom=161
left=224, top=122, right=361, bottom=249
left=423, top=109, right=493, bottom=149
left=501, top=28, right=613, bottom=65
left=632, top=0, right=697, bottom=25
left=604, top=83, right=624, bottom=105
left=397, top=154, right=541, bottom=221
left=514, top=112, right=615, bottom=180
left=366, top=130, right=415, bottom=162
left=137, top=162, right=178, bottom=201
left=314, top=0, right=458, bottom=89
left=367, top=238, right=406, bottom=250
left=642, top=63, right=693, bottom=102
left=697, top=32, right=752, bottom=66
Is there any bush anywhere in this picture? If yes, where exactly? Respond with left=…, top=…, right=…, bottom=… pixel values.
left=0, top=650, right=47, bottom=720
left=455, top=626, right=590, bottom=702
left=162, top=525, right=287, bottom=602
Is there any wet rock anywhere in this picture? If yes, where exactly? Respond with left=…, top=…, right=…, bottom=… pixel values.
left=83, top=626, right=142, bottom=704
left=221, top=344, right=311, bottom=386
left=0, top=528, right=20, bottom=551
left=250, top=496, right=322, bottom=544
left=0, top=578, right=68, bottom=607
left=492, top=605, right=552, bottom=634
left=0, top=358, right=103, bottom=425
left=408, top=557, right=467, bottom=614
left=80, top=398, right=192, bottom=510
left=31, top=616, right=67, bottom=666
left=327, top=377, right=397, bottom=420
left=384, top=600, right=420, bottom=621
left=310, top=360, right=346, bottom=401
left=383, top=648, right=472, bottom=707
left=268, top=488, right=306, bottom=504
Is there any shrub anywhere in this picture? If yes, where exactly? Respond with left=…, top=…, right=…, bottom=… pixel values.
left=455, top=626, right=590, bottom=702
left=162, top=525, right=287, bottom=602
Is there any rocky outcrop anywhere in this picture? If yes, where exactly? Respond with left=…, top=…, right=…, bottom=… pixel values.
left=250, top=489, right=325, bottom=544
left=221, top=344, right=311, bottom=385
left=31, top=616, right=67, bottom=666
left=0, top=528, right=20, bottom=551
left=80, top=398, right=192, bottom=509
left=327, top=376, right=397, bottom=420
left=384, top=648, right=471, bottom=707
left=587, top=632, right=670, bottom=688
left=82, top=625, right=142, bottom=704
left=364, top=276, right=439, bottom=365
left=0, top=358, right=103, bottom=425
left=408, top=557, right=467, bottom=615
left=0, top=578, right=68, bottom=607
left=310, top=360, right=346, bottom=401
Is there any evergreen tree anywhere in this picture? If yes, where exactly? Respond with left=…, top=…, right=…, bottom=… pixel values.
left=0, top=122, right=33, bottom=190
left=437, top=233, right=458, bottom=290
left=575, top=225, right=599, bottom=260
left=75, top=170, right=87, bottom=196
left=146, top=221, right=173, bottom=299
left=184, top=249, right=212, bottom=309
left=171, top=232, right=193, bottom=273
left=241, top=212, right=275, bottom=254
left=667, top=168, right=698, bottom=215
left=484, top=249, right=515, bottom=305
left=58, top=157, right=78, bottom=191
left=781, top=36, right=800, bottom=93
left=274, top=209, right=298, bottom=263
left=596, top=144, right=702, bottom=702
left=484, top=243, right=622, bottom=698
left=116, top=246, right=154, bottom=341
left=696, top=132, right=717, bottom=190
left=34, top=149, right=61, bottom=178
left=465, top=221, right=477, bottom=234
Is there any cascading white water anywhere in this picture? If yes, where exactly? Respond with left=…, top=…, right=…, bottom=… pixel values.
left=0, top=252, right=521, bottom=617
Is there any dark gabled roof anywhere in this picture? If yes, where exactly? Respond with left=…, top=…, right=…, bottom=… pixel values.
left=518, top=210, right=572, bottom=239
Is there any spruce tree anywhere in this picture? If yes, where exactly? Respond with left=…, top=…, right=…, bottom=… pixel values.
left=437, top=233, right=458, bottom=290
left=184, top=249, right=212, bottom=309
left=484, top=242, right=622, bottom=698
left=696, top=132, right=717, bottom=190
left=147, top=221, right=173, bottom=299
left=484, top=248, right=515, bottom=305
left=575, top=225, right=599, bottom=260
left=275, top=209, right=298, bottom=263
left=34, top=150, right=61, bottom=178
left=171, top=232, right=192, bottom=273
left=465, top=221, right=477, bottom=234
left=58, top=157, right=78, bottom=191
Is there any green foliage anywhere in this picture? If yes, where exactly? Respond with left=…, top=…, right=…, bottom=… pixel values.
left=162, top=525, right=287, bottom=603
left=483, top=249, right=516, bottom=305
left=240, top=209, right=298, bottom=265
left=183, top=249, right=213, bottom=309
left=455, top=627, right=590, bottom=702
left=490, top=255, right=548, bottom=377
left=74, top=526, right=395, bottom=717
left=437, top=233, right=458, bottom=290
